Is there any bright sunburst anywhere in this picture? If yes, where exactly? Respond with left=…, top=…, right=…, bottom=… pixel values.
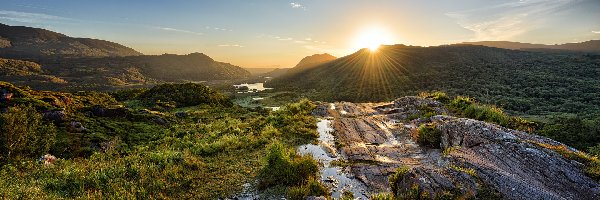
left=354, top=26, right=395, bottom=52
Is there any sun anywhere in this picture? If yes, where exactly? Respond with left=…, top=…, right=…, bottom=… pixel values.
left=354, top=26, right=395, bottom=52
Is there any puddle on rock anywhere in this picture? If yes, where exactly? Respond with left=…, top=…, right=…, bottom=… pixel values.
left=298, top=119, right=369, bottom=199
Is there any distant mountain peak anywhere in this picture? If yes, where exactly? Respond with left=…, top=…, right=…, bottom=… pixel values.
left=295, top=53, right=337, bottom=68
left=187, top=52, right=214, bottom=60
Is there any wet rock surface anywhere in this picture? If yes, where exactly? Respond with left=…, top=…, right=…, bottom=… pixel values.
left=317, top=97, right=600, bottom=199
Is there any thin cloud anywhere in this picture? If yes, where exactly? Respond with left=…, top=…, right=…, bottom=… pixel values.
left=446, top=0, right=576, bottom=41
left=218, top=44, right=245, bottom=48
left=154, top=26, right=203, bottom=35
left=290, top=2, right=306, bottom=10
left=0, top=10, right=70, bottom=23
left=205, top=26, right=233, bottom=32
left=278, top=37, right=293, bottom=41
left=593, top=30, right=600, bottom=34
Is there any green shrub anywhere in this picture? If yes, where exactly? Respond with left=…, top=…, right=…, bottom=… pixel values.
left=0, top=105, right=57, bottom=164
left=258, top=142, right=319, bottom=189
left=341, top=190, right=355, bottom=200
left=419, top=91, right=451, bottom=103
left=414, top=123, right=442, bottom=148
left=449, top=96, right=475, bottom=111
left=448, top=96, right=536, bottom=132
left=370, top=192, right=394, bottom=200
left=287, top=178, right=328, bottom=200
left=111, top=88, right=148, bottom=101
left=389, top=166, right=410, bottom=196
left=138, top=83, right=232, bottom=107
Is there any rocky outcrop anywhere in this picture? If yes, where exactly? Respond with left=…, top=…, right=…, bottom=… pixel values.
left=428, top=116, right=600, bottom=200
left=320, top=97, right=600, bottom=199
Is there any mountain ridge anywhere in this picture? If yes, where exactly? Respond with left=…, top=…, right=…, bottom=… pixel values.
left=458, top=40, right=600, bottom=53
left=0, top=23, right=142, bottom=58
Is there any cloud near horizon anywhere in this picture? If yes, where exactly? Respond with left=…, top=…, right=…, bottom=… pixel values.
left=218, top=44, right=245, bottom=47
left=446, top=0, right=577, bottom=41
left=0, top=10, right=70, bottom=24
left=154, top=26, right=203, bottom=36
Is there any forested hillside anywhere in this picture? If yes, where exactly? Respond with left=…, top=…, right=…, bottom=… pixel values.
left=268, top=45, right=600, bottom=118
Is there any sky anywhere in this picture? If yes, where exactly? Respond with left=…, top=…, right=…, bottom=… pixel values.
left=1, top=0, right=599, bottom=67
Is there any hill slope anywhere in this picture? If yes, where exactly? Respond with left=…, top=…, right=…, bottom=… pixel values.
left=0, top=23, right=142, bottom=58
left=1, top=53, right=250, bottom=91
left=286, top=53, right=336, bottom=74
left=267, top=45, right=600, bottom=117
left=460, top=40, right=600, bottom=53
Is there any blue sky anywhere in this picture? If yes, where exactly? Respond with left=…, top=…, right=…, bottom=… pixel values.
left=1, top=0, right=599, bottom=67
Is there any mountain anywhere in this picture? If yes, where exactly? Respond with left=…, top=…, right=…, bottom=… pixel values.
left=459, top=40, right=600, bottom=53
left=1, top=53, right=250, bottom=91
left=0, top=24, right=250, bottom=91
left=267, top=44, right=600, bottom=118
left=286, top=53, right=336, bottom=74
left=0, top=23, right=142, bottom=59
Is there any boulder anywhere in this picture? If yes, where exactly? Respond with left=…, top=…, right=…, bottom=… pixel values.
left=67, top=121, right=86, bottom=133
left=90, top=106, right=130, bottom=118
left=42, top=110, right=67, bottom=123
left=175, top=111, right=187, bottom=118
left=153, top=117, right=168, bottom=126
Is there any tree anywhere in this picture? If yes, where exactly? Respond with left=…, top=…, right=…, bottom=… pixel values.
left=0, top=105, right=57, bottom=164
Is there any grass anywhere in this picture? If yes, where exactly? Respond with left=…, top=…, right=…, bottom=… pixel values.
left=0, top=83, right=323, bottom=199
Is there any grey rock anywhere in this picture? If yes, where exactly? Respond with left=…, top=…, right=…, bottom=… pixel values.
left=67, top=121, right=86, bottom=133
left=42, top=110, right=67, bottom=123
left=322, top=98, right=600, bottom=200
left=175, top=111, right=187, bottom=118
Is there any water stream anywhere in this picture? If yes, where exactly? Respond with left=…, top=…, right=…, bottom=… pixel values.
left=298, top=119, right=369, bottom=199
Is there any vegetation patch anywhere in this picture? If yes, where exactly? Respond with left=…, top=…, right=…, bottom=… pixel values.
left=0, top=82, right=322, bottom=199
left=414, top=123, right=442, bottom=148
left=137, top=83, right=232, bottom=108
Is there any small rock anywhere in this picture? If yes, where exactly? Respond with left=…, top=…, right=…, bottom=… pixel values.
left=175, top=111, right=188, bottom=118
left=153, top=117, right=169, bottom=125
left=39, top=154, right=57, bottom=166
left=67, top=121, right=86, bottom=133
left=305, top=196, right=326, bottom=200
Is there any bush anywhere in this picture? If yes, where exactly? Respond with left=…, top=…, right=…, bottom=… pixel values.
left=389, top=166, right=410, bottom=196
left=110, top=88, right=148, bottom=101
left=449, top=96, right=475, bottom=111
left=370, top=192, right=394, bottom=200
left=287, top=178, right=328, bottom=200
left=414, top=123, right=442, bottom=148
left=448, top=96, right=536, bottom=132
left=0, top=105, right=57, bottom=164
left=138, top=83, right=232, bottom=107
left=419, top=91, right=451, bottom=103
left=258, top=142, right=319, bottom=189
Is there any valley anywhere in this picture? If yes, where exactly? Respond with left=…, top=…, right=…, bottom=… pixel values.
left=1, top=18, right=600, bottom=200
